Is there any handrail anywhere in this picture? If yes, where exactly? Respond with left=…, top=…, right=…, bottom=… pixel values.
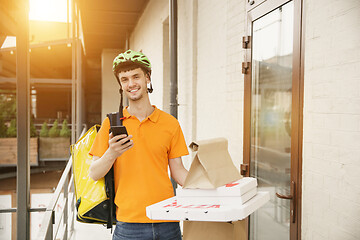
left=0, top=127, right=86, bottom=239
left=0, top=207, right=46, bottom=213
left=35, top=127, right=87, bottom=240
left=35, top=156, right=73, bottom=240
left=0, top=208, right=17, bottom=213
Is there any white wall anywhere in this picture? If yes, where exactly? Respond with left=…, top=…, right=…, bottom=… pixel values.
left=302, top=1, right=360, bottom=239
left=101, top=49, right=122, bottom=118
left=191, top=0, right=246, bottom=168
left=177, top=0, right=198, bottom=169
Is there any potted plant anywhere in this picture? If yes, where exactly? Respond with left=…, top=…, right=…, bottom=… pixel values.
left=0, top=117, right=7, bottom=138
left=0, top=91, right=39, bottom=165
left=39, top=119, right=71, bottom=160
left=60, top=119, right=71, bottom=138
left=0, top=117, right=39, bottom=166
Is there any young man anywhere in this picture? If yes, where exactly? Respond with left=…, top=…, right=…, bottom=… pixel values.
left=89, top=50, right=189, bottom=240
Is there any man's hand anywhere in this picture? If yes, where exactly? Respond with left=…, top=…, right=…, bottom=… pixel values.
left=108, top=132, right=134, bottom=159
left=89, top=133, right=133, bottom=181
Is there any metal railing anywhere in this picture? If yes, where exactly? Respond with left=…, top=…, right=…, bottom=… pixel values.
left=0, top=127, right=86, bottom=240
left=0, top=150, right=76, bottom=240
left=35, top=155, right=75, bottom=240
left=36, top=127, right=87, bottom=240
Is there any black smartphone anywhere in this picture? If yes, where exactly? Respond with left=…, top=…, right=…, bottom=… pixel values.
left=110, top=126, right=130, bottom=144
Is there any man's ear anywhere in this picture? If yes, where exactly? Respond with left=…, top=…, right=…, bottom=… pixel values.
left=146, top=73, right=151, bottom=83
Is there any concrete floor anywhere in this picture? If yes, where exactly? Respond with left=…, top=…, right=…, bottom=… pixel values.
left=72, top=220, right=113, bottom=240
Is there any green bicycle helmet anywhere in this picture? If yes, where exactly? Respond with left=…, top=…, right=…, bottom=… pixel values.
left=113, top=49, right=152, bottom=76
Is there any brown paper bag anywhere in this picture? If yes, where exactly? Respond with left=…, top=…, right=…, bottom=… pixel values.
left=183, top=220, right=247, bottom=240
left=183, top=138, right=242, bottom=189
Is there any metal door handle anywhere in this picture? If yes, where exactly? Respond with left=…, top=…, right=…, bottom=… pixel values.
left=276, top=181, right=296, bottom=223
left=276, top=192, right=293, bottom=199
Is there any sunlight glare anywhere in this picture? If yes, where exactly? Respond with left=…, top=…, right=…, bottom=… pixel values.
left=29, top=0, right=71, bottom=22
left=1, top=36, right=16, bottom=49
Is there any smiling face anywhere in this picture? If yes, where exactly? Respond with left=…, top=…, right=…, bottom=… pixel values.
left=118, top=67, right=151, bottom=102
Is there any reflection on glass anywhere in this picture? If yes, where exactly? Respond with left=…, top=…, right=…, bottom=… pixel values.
left=249, top=1, right=294, bottom=240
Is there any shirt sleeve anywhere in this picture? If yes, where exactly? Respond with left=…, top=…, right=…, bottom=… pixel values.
left=89, top=117, right=110, bottom=158
left=168, top=124, right=189, bottom=159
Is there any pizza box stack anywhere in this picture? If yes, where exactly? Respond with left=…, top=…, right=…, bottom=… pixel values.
left=146, top=138, right=269, bottom=223
left=176, top=177, right=258, bottom=206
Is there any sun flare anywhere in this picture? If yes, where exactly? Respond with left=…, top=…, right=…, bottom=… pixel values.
left=29, top=0, right=71, bottom=23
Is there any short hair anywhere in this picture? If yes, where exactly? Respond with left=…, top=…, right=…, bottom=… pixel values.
left=115, top=62, right=151, bottom=78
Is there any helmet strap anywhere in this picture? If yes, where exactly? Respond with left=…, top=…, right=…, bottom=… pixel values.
left=118, top=88, right=124, bottom=123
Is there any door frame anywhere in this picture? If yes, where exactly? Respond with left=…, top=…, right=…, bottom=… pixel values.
left=242, top=0, right=304, bottom=239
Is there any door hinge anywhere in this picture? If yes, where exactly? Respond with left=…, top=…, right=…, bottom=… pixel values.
left=242, top=36, right=251, bottom=49
left=242, top=62, right=250, bottom=74
left=240, top=164, right=249, bottom=176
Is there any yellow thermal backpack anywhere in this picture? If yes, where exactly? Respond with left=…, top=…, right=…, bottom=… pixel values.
left=71, top=112, right=121, bottom=228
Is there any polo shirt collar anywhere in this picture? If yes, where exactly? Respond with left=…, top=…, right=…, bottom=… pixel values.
left=123, top=107, right=131, bottom=119
left=123, top=105, right=160, bottom=123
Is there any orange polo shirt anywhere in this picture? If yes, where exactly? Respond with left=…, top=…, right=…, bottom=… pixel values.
left=89, top=106, right=189, bottom=223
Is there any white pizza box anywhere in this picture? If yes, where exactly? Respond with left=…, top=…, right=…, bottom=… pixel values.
left=177, top=188, right=257, bottom=206
left=176, top=177, right=257, bottom=197
left=146, top=191, right=269, bottom=222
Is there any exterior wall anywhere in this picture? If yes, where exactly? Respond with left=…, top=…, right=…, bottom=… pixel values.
left=302, top=1, right=360, bottom=239
left=181, top=0, right=246, bottom=168
left=224, top=0, right=246, bottom=167
left=101, top=49, right=122, bottom=118
left=177, top=0, right=198, bottom=168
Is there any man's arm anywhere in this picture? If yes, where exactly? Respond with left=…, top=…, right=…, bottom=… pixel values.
left=169, top=157, right=188, bottom=186
left=89, top=133, right=133, bottom=181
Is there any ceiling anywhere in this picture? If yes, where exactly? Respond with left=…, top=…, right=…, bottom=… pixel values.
left=78, top=0, right=149, bottom=59
left=0, top=1, right=17, bottom=37
left=0, top=0, right=149, bottom=56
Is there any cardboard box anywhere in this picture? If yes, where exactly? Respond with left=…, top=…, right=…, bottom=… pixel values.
left=177, top=188, right=257, bottom=206
left=183, top=220, right=246, bottom=240
left=183, top=138, right=242, bottom=189
left=146, top=191, right=269, bottom=222
left=177, top=177, right=257, bottom=197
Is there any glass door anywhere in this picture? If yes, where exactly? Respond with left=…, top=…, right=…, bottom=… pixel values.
left=244, top=0, right=302, bottom=239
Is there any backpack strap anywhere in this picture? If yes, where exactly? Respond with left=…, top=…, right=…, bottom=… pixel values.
left=108, top=112, right=121, bottom=127
left=105, top=111, right=122, bottom=229
left=104, top=88, right=124, bottom=230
